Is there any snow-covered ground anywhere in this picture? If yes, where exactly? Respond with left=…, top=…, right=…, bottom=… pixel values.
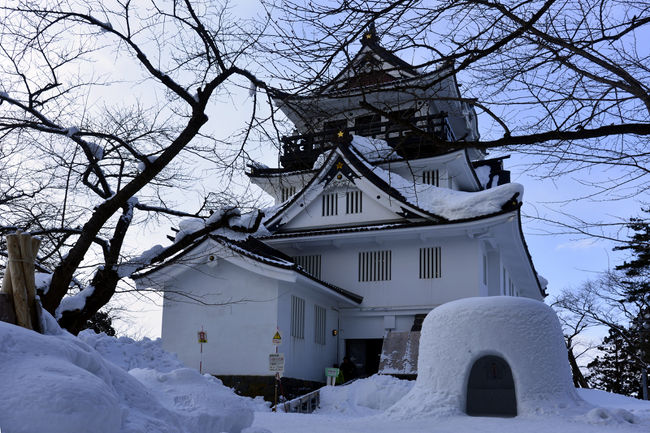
left=1, top=313, right=649, bottom=433
left=254, top=377, right=650, bottom=433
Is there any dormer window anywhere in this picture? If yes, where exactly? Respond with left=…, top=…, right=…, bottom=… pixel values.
left=387, top=108, right=417, bottom=134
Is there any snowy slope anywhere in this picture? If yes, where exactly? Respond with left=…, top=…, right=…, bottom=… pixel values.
left=0, top=317, right=255, bottom=433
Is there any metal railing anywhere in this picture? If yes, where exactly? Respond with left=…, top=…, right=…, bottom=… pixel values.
left=279, top=388, right=321, bottom=413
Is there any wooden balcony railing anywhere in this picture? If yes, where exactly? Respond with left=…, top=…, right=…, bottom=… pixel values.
left=280, top=113, right=455, bottom=170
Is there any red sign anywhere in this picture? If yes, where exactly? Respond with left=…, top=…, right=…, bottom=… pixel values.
left=198, top=330, right=207, bottom=343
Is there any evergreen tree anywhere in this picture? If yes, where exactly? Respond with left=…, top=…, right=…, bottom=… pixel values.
left=85, top=310, right=116, bottom=336
left=587, top=327, right=638, bottom=396
left=588, top=210, right=650, bottom=398
left=615, top=208, right=650, bottom=303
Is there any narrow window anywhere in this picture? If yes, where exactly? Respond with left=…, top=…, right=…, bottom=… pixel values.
left=422, top=169, right=440, bottom=187
left=346, top=190, right=363, bottom=214
left=281, top=186, right=296, bottom=202
left=419, top=247, right=442, bottom=279
left=314, top=305, right=326, bottom=345
left=293, top=255, right=322, bottom=279
left=321, top=193, right=338, bottom=216
left=502, top=268, right=507, bottom=295
left=483, top=254, right=488, bottom=285
left=358, top=250, right=392, bottom=282
left=291, top=296, right=305, bottom=339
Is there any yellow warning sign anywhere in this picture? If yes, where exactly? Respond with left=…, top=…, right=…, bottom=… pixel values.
left=272, top=331, right=282, bottom=345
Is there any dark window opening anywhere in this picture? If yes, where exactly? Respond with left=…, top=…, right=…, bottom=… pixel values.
left=323, top=120, right=348, bottom=136
left=354, top=114, right=382, bottom=136
left=386, top=109, right=417, bottom=134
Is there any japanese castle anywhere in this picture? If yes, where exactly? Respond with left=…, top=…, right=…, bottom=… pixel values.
left=134, top=27, right=546, bottom=397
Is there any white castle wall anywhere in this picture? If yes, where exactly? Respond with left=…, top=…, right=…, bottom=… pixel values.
left=276, top=281, right=340, bottom=383
left=161, top=260, right=279, bottom=376
left=277, top=234, right=484, bottom=309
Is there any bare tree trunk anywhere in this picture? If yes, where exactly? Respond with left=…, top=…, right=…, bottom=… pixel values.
left=568, top=344, right=589, bottom=388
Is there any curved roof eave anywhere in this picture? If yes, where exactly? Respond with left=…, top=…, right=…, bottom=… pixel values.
left=132, top=233, right=363, bottom=305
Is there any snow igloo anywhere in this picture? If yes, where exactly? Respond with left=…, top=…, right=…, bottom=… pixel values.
left=388, top=296, right=583, bottom=418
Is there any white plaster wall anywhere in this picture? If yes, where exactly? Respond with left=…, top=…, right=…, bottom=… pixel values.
left=389, top=165, right=452, bottom=190
left=161, top=260, right=279, bottom=376
left=280, top=235, right=483, bottom=308
left=283, top=187, right=400, bottom=230
left=487, top=250, right=502, bottom=296
left=275, top=281, right=340, bottom=382
left=339, top=314, right=385, bottom=340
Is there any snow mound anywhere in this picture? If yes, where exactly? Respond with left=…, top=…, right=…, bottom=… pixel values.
left=131, top=368, right=255, bottom=433
left=78, top=330, right=185, bottom=372
left=0, top=321, right=254, bottom=433
left=577, top=407, right=639, bottom=425
left=312, top=150, right=332, bottom=169
left=387, top=297, right=584, bottom=419
left=317, top=375, right=414, bottom=416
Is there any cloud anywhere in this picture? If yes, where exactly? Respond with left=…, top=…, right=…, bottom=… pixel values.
left=555, top=238, right=599, bottom=250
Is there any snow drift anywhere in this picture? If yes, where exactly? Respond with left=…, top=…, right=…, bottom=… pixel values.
left=318, top=375, right=414, bottom=416
left=0, top=317, right=254, bottom=433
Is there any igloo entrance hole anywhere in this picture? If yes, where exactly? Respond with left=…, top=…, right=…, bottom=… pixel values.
left=466, top=355, right=517, bottom=417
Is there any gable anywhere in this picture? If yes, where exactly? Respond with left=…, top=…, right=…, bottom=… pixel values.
left=264, top=144, right=441, bottom=232
left=321, top=30, right=419, bottom=94
left=282, top=183, right=409, bottom=231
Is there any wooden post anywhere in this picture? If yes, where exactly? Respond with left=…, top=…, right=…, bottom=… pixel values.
left=1, top=264, right=12, bottom=295
left=6, top=234, right=32, bottom=329
left=19, top=234, right=41, bottom=329
left=0, top=247, right=16, bottom=325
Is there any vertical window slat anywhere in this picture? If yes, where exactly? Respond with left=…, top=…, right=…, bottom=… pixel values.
left=314, top=305, right=326, bottom=345
left=358, top=250, right=392, bottom=282
left=322, top=193, right=340, bottom=216
left=422, top=170, right=440, bottom=187
left=345, top=190, right=363, bottom=214
left=292, top=255, right=322, bottom=279
left=419, top=247, right=442, bottom=279
left=291, top=295, right=305, bottom=339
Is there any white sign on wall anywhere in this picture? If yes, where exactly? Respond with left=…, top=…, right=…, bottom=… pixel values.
left=269, top=353, right=284, bottom=373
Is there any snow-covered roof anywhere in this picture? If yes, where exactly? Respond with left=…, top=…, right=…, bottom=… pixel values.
left=133, top=233, right=363, bottom=305
left=306, top=25, right=421, bottom=96
left=263, top=137, right=523, bottom=231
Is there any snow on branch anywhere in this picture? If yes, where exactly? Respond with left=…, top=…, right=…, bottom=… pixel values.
left=55, top=285, right=95, bottom=319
